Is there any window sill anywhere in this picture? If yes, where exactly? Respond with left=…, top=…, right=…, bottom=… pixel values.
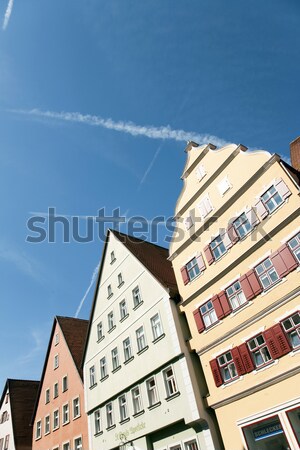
left=137, top=346, right=149, bottom=356
left=62, top=420, right=70, bottom=427
left=296, top=266, right=300, bottom=272
left=152, top=333, right=165, bottom=344
left=100, top=375, right=109, bottom=382
left=94, top=431, right=103, bottom=437
left=187, top=271, right=203, bottom=285
left=289, top=347, right=300, bottom=357
left=221, top=376, right=243, bottom=388
left=35, top=437, right=42, bottom=441
left=148, top=401, right=161, bottom=411
left=124, top=356, right=134, bottom=365
left=89, top=383, right=97, bottom=390
left=119, top=417, right=130, bottom=425
left=53, top=427, right=59, bottom=432
left=112, top=366, right=121, bottom=374
left=107, top=294, right=114, bottom=300
left=253, top=359, right=278, bottom=374
left=229, top=301, right=253, bottom=317
left=203, top=321, right=222, bottom=334
left=133, top=301, right=144, bottom=311
left=264, top=199, right=287, bottom=219
left=110, top=258, right=116, bottom=265
left=73, top=415, right=81, bottom=421
left=133, top=410, right=145, bottom=418
left=106, top=425, right=116, bottom=431
left=44, top=431, right=50, bottom=436
left=260, top=278, right=286, bottom=296
left=97, top=336, right=105, bottom=343
left=118, top=282, right=125, bottom=288
left=165, top=391, right=180, bottom=401
left=120, top=314, right=129, bottom=323
left=108, top=325, right=116, bottom=334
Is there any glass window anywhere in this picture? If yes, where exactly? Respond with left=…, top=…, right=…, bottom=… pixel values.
left=3, top=436, right=9, bottom=450
left=97, top=322, right=103, bottom=340
left=118, top=273, right=124, bottom=286
left=281, top=312, right=300, bottom=349
left=45, top=415, right=50, bottom=434
left=233, top=213, right=252, bottom=238
left=45, top=388, right=50, bottom=404
left=184, top=441, right=198, bottom=450
left=131, top=386, right=143, bottom=415
left=226, top=281, right=247, bottom=310
left=119, top=395, right=128, bottom=421
left=247, top=335, right=272, bottom=368
left=200, top=300, right=218, bottom=328
left=36, top=420, right=41, bottom=439
left=110, top=251, right=116, bottom=263
left=119, top=300, right=128, bottom=320
left=63, top=443, right=70, bottom=450
left=100, top=357, right=107, bottom=379
left=107, top=285, right=113, bottom=298
left=89, top=366, right=96, bottom=387
left=242, top=415, right=289, bottom=450
left=54, top=354, right=59, bottom=369
left=53, top=410, right=59, bottom=429
left=123, top=337, right=132, bottom=361
left=73, top=397, right=80, bottom=418
left=186, top=258, right=200, bottom=281
left=217, top=351, right=238, bottom=382
left=136, top=326, right=147, bottom=352
left=62, top=375, right=68, bottom=392
left=146, top=377, right=159, bottom=406
left=106, top=403, right=114, bottom=428
left=288, top=232, right=300, bottom=263
left=255, top=258, right=280, bottom=290
left=286, top=406, right=300, bottom=446
left=151, top=313, right=163, bottom=340
left=54, top=382, right=59, bottom=398
left=94, top=409, right=101, bottom=435
left=62, top=403, right=69, bottom=424
left=163, top=367, right=178, bottom=397
left=108, top=311, right=115, bottom=330
left=74, top=437, right=82, bottom=450
left=111, top=347, right=120, bottom=370
left=132, top=287, right=142, bottom=308
left=210, top=235, right=227, bottom=260
left=261, top=185, right=283, bottom=213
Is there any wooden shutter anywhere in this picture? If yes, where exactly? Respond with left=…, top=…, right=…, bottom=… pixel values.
left=238, top=343, right=255, bottom=373
left=264, top=325, right=291, bottom=359
left=274, top=178, right=291, bottom=201
left=222, top=230, right=233, bottom=249
left=180, top=266, right=189, bottom=285
left=245, top=207, right=260, bottom=227
left=270, top=251, right=288, bottom=278
left=196, top=254, right=206, bottom=272
left=218, top=290, right=232, bottom=316
left=254, top=199, right=268, bottom=219
left=278, top=243, right=298, bottom=272
left=239, top=269, right=262, bottom=300
left=227, top=223, right=239, bottom=244
left=209, top=359, right=223, bottom=387
left=263, top=327, right=281, bottom=359
left=204, top=244, right=214, bottom=265
left=193, top=308, right=205, bottom=333
left=231, top=347, right=246, bottom=376
left=212, top=294, right=225, bottom=319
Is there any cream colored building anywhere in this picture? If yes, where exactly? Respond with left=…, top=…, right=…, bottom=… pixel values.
left=83, top=229, right=223, bottom=450
left=170, top=140, right=300, bottom=450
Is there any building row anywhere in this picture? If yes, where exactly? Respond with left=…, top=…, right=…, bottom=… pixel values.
left=1, top=137, right=299, bottom=450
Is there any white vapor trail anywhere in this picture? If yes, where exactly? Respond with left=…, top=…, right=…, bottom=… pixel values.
left=75, top=263, right=100, bottom=318
left=2, top=0, right=14, bottom=30
left=11, top=108, right=231, bottom=148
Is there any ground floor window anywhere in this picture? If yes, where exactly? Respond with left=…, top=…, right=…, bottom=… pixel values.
left=286, top=406, right=300, bottom=446
left=242, top=415, right=290, bottom=450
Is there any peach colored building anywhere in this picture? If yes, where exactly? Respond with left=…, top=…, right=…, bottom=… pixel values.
left=32, top=317, right=89, bottom=450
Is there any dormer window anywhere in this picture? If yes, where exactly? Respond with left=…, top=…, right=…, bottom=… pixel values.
left=110, top=251, right=116, bottom=264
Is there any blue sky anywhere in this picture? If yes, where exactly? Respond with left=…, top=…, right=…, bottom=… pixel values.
left=0, top=0, right=299, bottom=388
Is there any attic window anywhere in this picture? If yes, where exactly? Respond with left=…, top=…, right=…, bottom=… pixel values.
left=218, top=177, right=231, bottom=196
left=54, top=354, right=59, bottom=369
left=5, top=394, right=8, bottom=404
left=55, top=333, right=59, bottom=345
left=110, top=251, right=116, bottom=264
left=196, top=164, right=206, bottom=181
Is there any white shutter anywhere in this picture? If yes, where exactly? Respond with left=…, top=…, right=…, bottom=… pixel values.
left=196, top=164, right=206, bottom=181
left=184, top=216, right=193, bottom=230
left=218, top=177, right=231, bottom=195
left=221, top=230, right=233, bottom=249
left=275, top=178, right=291, bottom=200
left=245, top=207, right=260, bottom=227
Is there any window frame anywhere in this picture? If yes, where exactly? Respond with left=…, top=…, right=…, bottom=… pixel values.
left=261, top=185, right=284, bottom=213
left=210, top=235, right=227, bottom=260
left=118, top=394, right=128, bottom=422
left=217, top=351, right=238, bottom=383
left=100, top=357, right=107, bottom=379
left=233, top=212, right=252, bottom=239
left=94, top=409, right=101, bottom=435
left=123, top=337, right=132, bottom=362
left=89, top=365, right=96, bottom=387
left=151, top=313, right=164, bottom=341
left=53, top=382, right=59, bottom=399
left=288, top=232, right=300, bottom=264
left=281, top=312, right=300, bottom=350
left=62, top=402, right=69, bottom=425
left=119, top=299, right=128, bottom=320
left=106, top=402, right=114, bottom=428
left=44, top=415, right=50, bottom=435
left=97, top=321, right=104, bottom=341
left=132, top=286, right=142, bottom=308
left=131, top=386, right=143, bottom=415
left=74, top=437, right=82, bottom=450
left=54, top=354, right=59, bottom=369
left=163, top=366, right=178, bottom=397
left=107, top=311, right=115, bottom=331
left=73, top=397, right=80, bottom=419
left=107, top=284, right=113, bottom=298
left=36, top=420, right=42, bottom=439
left=45, top=388, right=50, bottom=404
left=53, top=409, right=59, bottom=430
left=146, top=376, right=159, bottom=407
left=200, top=300, right=218, bottom=328
left=111, top=347, right=120, bottom=371
left=247, top=334, right=273, bottom=369
left=136, top=326, right=147, bottom=352
left=62, top=375, right=68, bottom=392
left=255, top=257, right=280, bottom=291
left=186, top=257, right=200, bottom=281
left=225, top=281, right=247, bottom=311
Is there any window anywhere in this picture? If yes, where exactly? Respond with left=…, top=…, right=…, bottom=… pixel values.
left=45, top=388, right=50, bottom=404
left=111, top=347, right=120, bottom=370
left=146, top=377, right=159, bottom=406
left=97, top=322, right=104, bottom=341
left=106, top=403, right=114, bottom=428
left=110, top=251, right=116, bottom=263
left=217, top=351, right=238, bottom=383
left=210, top=235, right=227, bottom=260
left=36, top=420, right=42, bottom=439
left=226, top=281, right=247, bottom=310
left=118, top=273, right=124, bottom=287
left=255, top=258, right=280, bottom=290
left=1, top=412, right=8, bottom=423
left=261, top=185, right=283, bottom=213
left=62, top=403, right=69, bottom=424
left=107, top=284, right=113, bottom=298
left=3, top=437, right=9, bottom=450
left=196, top=164, right=206, bottom=181
left=186, top=257, right=200, bottom=281
left=63, top=443, right=70, bottom=450
left=218, top=177, right=231, bottom=195
left=55, top=333, right=59, bottom=345
left=131, top=386, right=143, bottom=415
left=89, top=366, right=96, bottom=387
left=233, top=213, right=252, bottom=239
left=62, top=375, right=68, bottom=392
left=184, top=441, right=199, bottom=450
left=132, top=287, right=142, bottom=308
left=200, top=300, right=218, bottom=328
left=73, top=397, right=80, bottom=418
left=53, top=409, right=59, bottom=429
left=0, top=439, right=4, bottom=450
left=183, top=215, right=193, bottom=230
left=119, top=395, right=128, bottom=421
left=198, top=195, right=213, bottom=219
left=151, top=313, right=163, bottom=340
left=136, top=326, right=147, bottom=352
left=54, top=382, right=59, bottom=398
left=247, top=334, right=272, bottom=368
left=45, top=415, right=50, bottom=434
left=54, top=354, right=59, bottom=369
left=123, top=337, right=132, bottom=361
left=119, top=299, right=128, bottom=320
left=94, top=409, right=101, bottom=434
left=108, top=311, right=115, bottom=330
left=242, top=415, right=289, bottom=450
left=163, top=367, right=178, bottom=397
left=281, top=312, right=300, bottom=349
left=74, top=437, right=82, bottom=450
left=100, top=357, right=107, bottom=379
left=288, top=232, right=300, bottom=263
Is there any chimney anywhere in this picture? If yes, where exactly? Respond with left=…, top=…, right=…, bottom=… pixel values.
left=290, top=136, right=300, bottom=171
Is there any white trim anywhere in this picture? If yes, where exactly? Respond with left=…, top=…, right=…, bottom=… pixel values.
left=211, top=343, right=234, bottom=359
left=249, top=250, right=272, bottom=269
left=181, top=252, right=200, bottom=267
left=274, top=305, right=300, bottom=323
left=229, top=301, right=253, bottom=317
left=281, top=226, right=300, bottom=243
left=203, top=320, right=223, bottom=334
left=221, top=376, right=243, bottom=389
left=241, top=326, right=266, bottom=343
left=289, top=347, right=300, bottom=357
left=219, top=275, right=241, bottom=292
left=194, top=294, right=213, bottom=309
left=253, top=359, right=278, bottom=374
left=260, top=278, right=287, bottom=296
left=237, top=397, right=300, bottom=426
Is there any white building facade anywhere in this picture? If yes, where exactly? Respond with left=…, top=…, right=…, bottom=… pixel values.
left=83, top=229, right=223, bottom=450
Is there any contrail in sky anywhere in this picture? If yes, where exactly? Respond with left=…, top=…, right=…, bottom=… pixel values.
left=11, top=108, right=231, bottom=148
left=2, top=0, right=14, bottom=30
left=75, top=263, right=99, bottom=318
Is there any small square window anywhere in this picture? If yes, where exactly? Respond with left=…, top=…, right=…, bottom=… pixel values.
left=282, top=312, right=300, bottom=349
left=247, top=334, right=273, bottom=368
left=217, top=351, right=238, bottom=383
left=233, top=213, right=252, bottom=239
left=261, top=185, right=283, bottom=213
left=210, top=235, right=227, bottom=260
left=186, top=257, right=200, bottom=281
left=226, top=281, right=247, bottom=310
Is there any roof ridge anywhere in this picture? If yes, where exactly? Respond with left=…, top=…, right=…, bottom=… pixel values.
left=110, top=228, right=169, bottom=251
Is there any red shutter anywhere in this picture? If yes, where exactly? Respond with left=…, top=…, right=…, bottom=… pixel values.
left=196, top=254, right=206, bottom=272
left=204, top=245, right=214, bottom=265
left=231, top=347, right=246, bottom=376
left=278, top=243, right=298, bottom=272
left=239, top=269, right=262, bottom=300
left=193, top=308, right=205, bottom=333
left=272, top=324, right=292, bottom=356
left=270, top=250, right=288, bottom=278
left=254, top=199, right=268, bottom=219
left=238, top=343, right=255, bottom=373
left=180, top=266, right=189, bottom=285
left=209, top=359, right=223, bottom=387
left=212, top=294, right=225, bottom=319
left=227, top=223, right=239, bottom=244
left=263, top=327, right=281, bottom=359
left=218, top=290, right=232, bottom=316
left=274, top=178, right=291, bottom=201
left=264, top=325, right=291, bottom=359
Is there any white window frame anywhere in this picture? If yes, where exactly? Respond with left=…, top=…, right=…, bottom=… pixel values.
left=94, top=409, right=101, bottom=435
left=261, top=185, right=284, bottom=213
left=151, top=313, right=163, bottom=340
left=62, top=402, right=69, bottom=425
left=74, top=436, right=82, bottom=450
left=53, top=382, right=59, bottom=398
left=45, top=388, right=50, bottom=404
left=163, top=366, right=178, bottom=397
left=53, top=409, right=59, bottom=430
left=226, top=281, right=247, bottom=310
left=210, top=235, right=227, bottom=260
left=233, top=212, right=252, bottom=239
left=73, top=397, right=80, bottom=419
left=89, top=365, right=96, bottom=387
left=62, top=442, right=70, bottom=450
left=146, top=377, right=159, bottom=407
left=106, top=403, right=114, bottom=428
left=136, top=326, right=147, bottom=352
left=97, top=322, right=104, bottom=341
left=118, top=273, right=124, bottom=287
left=62, top=375, right=68, bottom=392
left=36, top=420, right=42, bottom=439
left=111, top=347, right=120, bottom=370
left=110, top=251, right=116, bottom=263
left=255, top=258, right=280, bottom=291
left=131, top=386, right=143, bottom=415
left=132, top=286, right=142, bottom=308
left=44, top=415, right=50, bottom=435
left=281, top=312, right=300, bottom=350
left=107, top=284, right=113, bottom=298
left=54, top=354, right=59, bottom=369
left=100, top=357, right=107, bottom=379
left=200, top=300, right=218, bottom=328
left=55, top=333, right=59, bottom=345
left=119, top=394, right=128, bottom=422
left=108, top=311, right=115, bottom=330
left=119, top=299, right=128, bottom=320
left=123, top=337, right=132, bottom=361
left=288, top=233, right=300, bottom=264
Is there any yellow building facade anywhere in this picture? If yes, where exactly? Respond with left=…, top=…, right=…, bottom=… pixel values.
left=170, top=141, right=300, bottom=450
